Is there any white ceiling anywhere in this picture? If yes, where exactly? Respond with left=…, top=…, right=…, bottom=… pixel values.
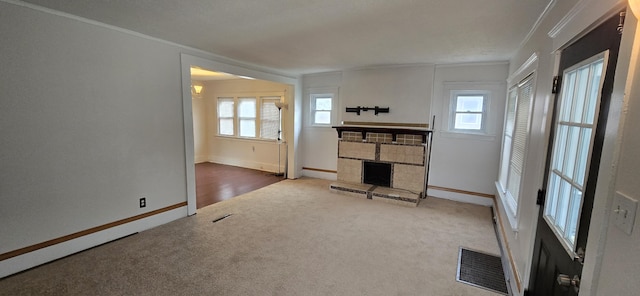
left=20, top=0, right=553, bottom=75
left=190, top=67, right=242, bottom=81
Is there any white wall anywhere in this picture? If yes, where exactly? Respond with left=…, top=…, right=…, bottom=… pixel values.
left=300, top=63, right=508, bottom=204
left=496, top=0, right=630, bottom=295
left=192, top=92, right=208, bottom=163
left=341, top=65, right=434, bottom=124
left=497, top=1, right=574, bottom=292
left=429, top=63, right=508, bottom=205
left=300, top=65, right=435, bottom=179
left=0, top=1, right=188, bottom=276
left=0, top=1, right=298, bottom=278
left=300, top=72, right=343, bottom=179
left=595, top=10, right=640, bottom=296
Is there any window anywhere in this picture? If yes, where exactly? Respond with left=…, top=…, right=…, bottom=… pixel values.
left=216, top=95, right=283, bottom=140
left=238, top=97, right=256, bottom=137
left=453, top=95, right=485, bottom=130
left=217, top=98, right=234, bottom=136
left=497, top=75, right=534, bottom=216
left=543, top=55, right=605, bottom=251
left=450, top=91, right=488, bottom=133
left=311, top=94, right=333, bottom=126
left=260, top=97, right=280, bottom=140
left=442, top=83, right=502, bottom=139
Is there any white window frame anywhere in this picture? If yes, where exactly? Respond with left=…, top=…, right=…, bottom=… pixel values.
left=497, top=76, right=535, bottom=218
left=441, top=82, right=503, bottom=141
left=306, top=87, right=339, bottom=128
left=217, top=97, right=235, bottom=136
left=496, top=76, right=535, bottom=228
left=495, top=53, right=539, bottom=230
left=310, top=93, right=334, bottom=126
left=238, top=97, right=257, bottom=138
left=216, top=94, right=284, bottom=141
left=449, top=91, right=488, bottom=133
left=260, top=97, right=281, bottom=140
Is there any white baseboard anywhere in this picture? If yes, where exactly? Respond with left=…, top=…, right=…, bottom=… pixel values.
left=208, top=157, right=281, bottom=173
left=301, top=169, right=337, bottom=180
left=194, top=155, right=209, bottom=163
left=427, top=188, right=494, bottom=206
left=0, top=206, right=187, bottom=279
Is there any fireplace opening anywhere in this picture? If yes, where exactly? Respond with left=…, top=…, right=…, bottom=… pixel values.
left=363, top=161, right=392, bottom=187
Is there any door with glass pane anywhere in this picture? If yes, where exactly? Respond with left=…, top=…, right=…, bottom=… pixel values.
left=528, top=14, right=621, bottom=296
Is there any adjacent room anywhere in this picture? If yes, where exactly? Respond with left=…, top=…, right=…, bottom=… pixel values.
left=190, top=68, right=288, bottom=208
left=2, top=1, right=640, bottom=295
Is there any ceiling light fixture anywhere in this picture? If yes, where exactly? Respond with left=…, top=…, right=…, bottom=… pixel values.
left=193, top=85, right=203, bottom=95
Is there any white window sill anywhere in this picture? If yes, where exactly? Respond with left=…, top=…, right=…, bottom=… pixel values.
left=495, top=181, right=519, bottom=231
left=215, top=135, right=280, bottom=143
left=439, top=130, right=496, bottom=141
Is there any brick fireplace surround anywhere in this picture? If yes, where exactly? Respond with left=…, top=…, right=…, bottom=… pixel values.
left=330, top=126, right=432, bottom=207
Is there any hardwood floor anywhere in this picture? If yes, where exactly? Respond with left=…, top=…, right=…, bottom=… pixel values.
left=195, top=162, right=284, bottom=209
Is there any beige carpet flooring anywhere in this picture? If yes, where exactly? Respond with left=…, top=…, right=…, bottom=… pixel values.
left=0, top=178, right=504, bottom=296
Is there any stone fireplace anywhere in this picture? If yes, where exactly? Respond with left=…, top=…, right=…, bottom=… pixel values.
left=330, top=125, right=432, bottom=207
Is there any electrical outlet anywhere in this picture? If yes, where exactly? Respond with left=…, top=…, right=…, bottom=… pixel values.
left=613, top=191, right=637, bottom=235
left=139, top=197, right=146, bottom=208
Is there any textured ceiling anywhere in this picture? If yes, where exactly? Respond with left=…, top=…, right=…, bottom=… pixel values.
left=20, top=0, right=553, bottom=75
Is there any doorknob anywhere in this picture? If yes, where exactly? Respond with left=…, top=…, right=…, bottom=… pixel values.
left=557, top=274, right=580, bottom=293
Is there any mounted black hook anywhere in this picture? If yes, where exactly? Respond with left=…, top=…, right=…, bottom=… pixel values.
left=345, top=106, right=390, bottom=116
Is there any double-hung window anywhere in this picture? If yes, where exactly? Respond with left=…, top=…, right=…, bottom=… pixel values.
left=260, top=97, right=280, bottom=140
left=498, top=75, right=534, bottom=216
left=311, top=94, right=333, bottom=126
left=216, top=95, right=283, bottom=140
left=238, top=97, right=256, bottom=137
left=217, top=98, right=235, bottom=136
left=450, top=91, right=488, bottom=133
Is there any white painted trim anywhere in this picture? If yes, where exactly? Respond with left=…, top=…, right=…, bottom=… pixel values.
left=492, top=198, right=523, bottom=294
left=306, top=87, right=341, bottom=128
left=347, top=63, right=435, bottom=72
left=579, top=12, right=637, bottom=296
left=194, top=155, right=209, bottom=163
left=0, top=206, right=187, bottom=278
left=507, top=53, right=539, bottom=84
left=207, top=157, right=283, bottom=173
left=518, top=0, right=558, bottom=50
left=181, top=56, right=198, bottom=216
left=301, top=169, right=337, bottom=181
left=434, top=61, right=509, bottom=68
left=426, top=189, right=494, bottom=207
left=548, top=0, right=589, bottom=38
left=495, top=182, right=519, bottom=231
left=440, top=81, right=506, bottom=138
left=438, top=131, right=496, bottom=141
left=549, top=0, right=626, bottom=52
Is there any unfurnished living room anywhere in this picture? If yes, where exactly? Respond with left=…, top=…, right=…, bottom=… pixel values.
left=2, top=1, right=640, bottom=296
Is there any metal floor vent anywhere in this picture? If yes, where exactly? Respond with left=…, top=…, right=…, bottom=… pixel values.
left=212, top=214, right=232, bottom=223
left=456, top=247, right=508, bottom=295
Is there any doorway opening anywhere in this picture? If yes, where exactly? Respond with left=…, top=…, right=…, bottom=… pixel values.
left=181, top=54, right=298, bottom=215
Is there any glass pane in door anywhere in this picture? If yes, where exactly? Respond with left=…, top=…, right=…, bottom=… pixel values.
left=543, top=53, right=606, bottom=254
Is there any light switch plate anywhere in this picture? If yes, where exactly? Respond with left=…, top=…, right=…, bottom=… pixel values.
left=613, top=191, right=638, bottom=235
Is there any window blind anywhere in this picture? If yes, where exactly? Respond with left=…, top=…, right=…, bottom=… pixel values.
left=505, top=77, right=533, bottom=213
left=260, top=97, right=280, bottom=140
